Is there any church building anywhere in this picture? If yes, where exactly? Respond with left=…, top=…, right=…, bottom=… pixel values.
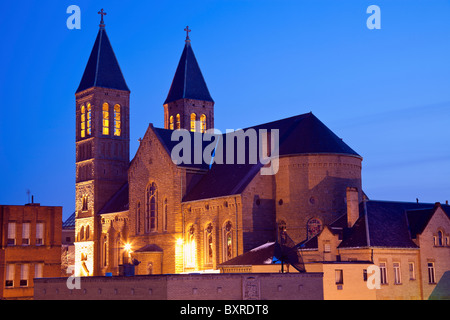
left=74, top=13, right=371, bottom=277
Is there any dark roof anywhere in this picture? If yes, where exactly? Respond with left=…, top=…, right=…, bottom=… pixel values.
left=98, top=183, right=129, bottom=214
left=340, top=200, right=450, bottom=249
left=62, top=212, right=76, bottom=230
left=300, top=200, right=450, bottom=250
left=164, top=41, right=213, bottom=104
left=183, top=112, right=360, bottom=202
left=76, top=27, right=129, bottom=93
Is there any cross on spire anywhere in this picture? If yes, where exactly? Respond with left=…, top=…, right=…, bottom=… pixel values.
left=98, top=8, right=107, bottom=28
left=184, top=26, right=191, bottom=42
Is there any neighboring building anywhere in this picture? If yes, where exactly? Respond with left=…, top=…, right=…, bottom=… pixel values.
left=0, top=203, right=62, bottom=300
left=62, top=213, right=76, bottom=276
left=34, top=272, right=324, bottom=300
left=298, top=189, right=450, bottom=300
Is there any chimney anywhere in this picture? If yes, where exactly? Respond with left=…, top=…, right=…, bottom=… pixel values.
left=446, top=200, right=448, bottom=205
left=347, top=187, right=359, bottom=228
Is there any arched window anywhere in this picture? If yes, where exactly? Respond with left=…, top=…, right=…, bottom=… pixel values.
left=114, top=104, right=121, bottom=136
left=169, top=116, right=174, bottom=130
left=80, top=105, right=86, bottom=138
left=307, top=218, right=322, bottom=239
left=438, top=230, right=443, bottom=246
left=176, top=114, right=181, bottom=130
left=205, top=223, right=213, bottom=265
left=223, top=221, right=233, bottom=262
left=82, top=195, right=88, bottom=211
left=186, top=225, right=196, bottom=268
left=102, top=103, right=110, bottom=135
left=136, top=202, right=141, bottom=234
left=200, top=114, right=207, bottom=133
left=102, top=236, right=108, bottom=267
left=85, top=225, right=90, bottom=240
left=146, top=183, right=157, bottom=232
left=80, top=226, right=85, bottom=241
left=87, top=103, right=92, bottom=136
left=190, top=113, right=197, bottom=132
left=163, top=198, right=168, bottom=232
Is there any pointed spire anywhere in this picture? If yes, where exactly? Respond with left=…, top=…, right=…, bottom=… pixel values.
left=164, top=27, right=213, bottom=105
left=76, top=13, right=129, bottom=94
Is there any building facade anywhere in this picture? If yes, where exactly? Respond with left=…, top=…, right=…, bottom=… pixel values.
left=0, top=204, right=62, bottom=300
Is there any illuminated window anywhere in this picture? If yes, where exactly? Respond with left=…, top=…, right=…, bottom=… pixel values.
left=176, top=114, right=181, bottom=130
left=200, top=114, right=207, bottom=133
left=146, top=183, right=157, bottom=233
left=223, top=221, right=233, bottom=262
left=186, top=225, right=196, bottom=268
left=190, top=113, right=197, bottom=132
left=103, top=103, right=110, bottom=135
left=169, top=116, right=174, bottom=130
left=81, top=105, right=86, bottom=138
left=87, top=103, right=92, bottom=136
left=205, top=224, right=213, bottom=264
left=114, top=104, right=121, bottom=136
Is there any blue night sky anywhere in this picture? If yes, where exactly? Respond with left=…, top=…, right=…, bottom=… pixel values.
left=0, top=1, right=449, bottom=220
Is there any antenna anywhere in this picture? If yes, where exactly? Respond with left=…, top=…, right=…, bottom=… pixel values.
left=26, top=189, right=31, bottom=204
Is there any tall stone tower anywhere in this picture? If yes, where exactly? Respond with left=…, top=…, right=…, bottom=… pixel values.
left=74, top=11, right=130, bottom=276
left=164, top=26, right=214, bottom=132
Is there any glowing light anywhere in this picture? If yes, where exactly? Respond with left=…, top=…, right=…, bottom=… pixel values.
left=176, top=238, right=184, bottom=246
left=124, top=243, right=132, bottom=252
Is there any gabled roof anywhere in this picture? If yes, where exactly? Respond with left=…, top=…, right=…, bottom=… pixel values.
left=164, top=41, right=213, bottom=104
left=76, top=27, right=129, bottom=93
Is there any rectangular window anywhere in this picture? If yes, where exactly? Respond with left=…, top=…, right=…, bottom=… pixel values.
left=35, top=263, right=44, bottom=279
left=20, top=264, right=29, bottom=287
left=323, top=243, right=331, bottom=253
left=5, top=264, right=15, bottom=288
left=22, top=222, right=30, bottom=245
left=36, top=223, right=44, bottom=246
left=363, top=269, right=368, bottom=281
left=7, top=222, right=16, bottom=246
left=335, top=269, right=344, bottom=285
left=393, top=262, right=401, bottom=284
left=409, top=262, right=415, bottom=280
left=380, top=262, right=388, bottom=285
left=428, top=262, right=436, bottom=284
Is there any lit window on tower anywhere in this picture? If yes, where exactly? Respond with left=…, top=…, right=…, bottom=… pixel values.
left=81, top=105, right=86, bottom=138
left=103, top=103, right=109, bottom=135
left=176, top=114, right=181, bottom=130
left=190, top=113, right=197, bottom=132
left=169, top=116, right=174, bottom=130
left=86, top=103, right=92, bottom=136
left=114, top=104, right=121, bottom=136
left=200, top=114, right=207, bottom=133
